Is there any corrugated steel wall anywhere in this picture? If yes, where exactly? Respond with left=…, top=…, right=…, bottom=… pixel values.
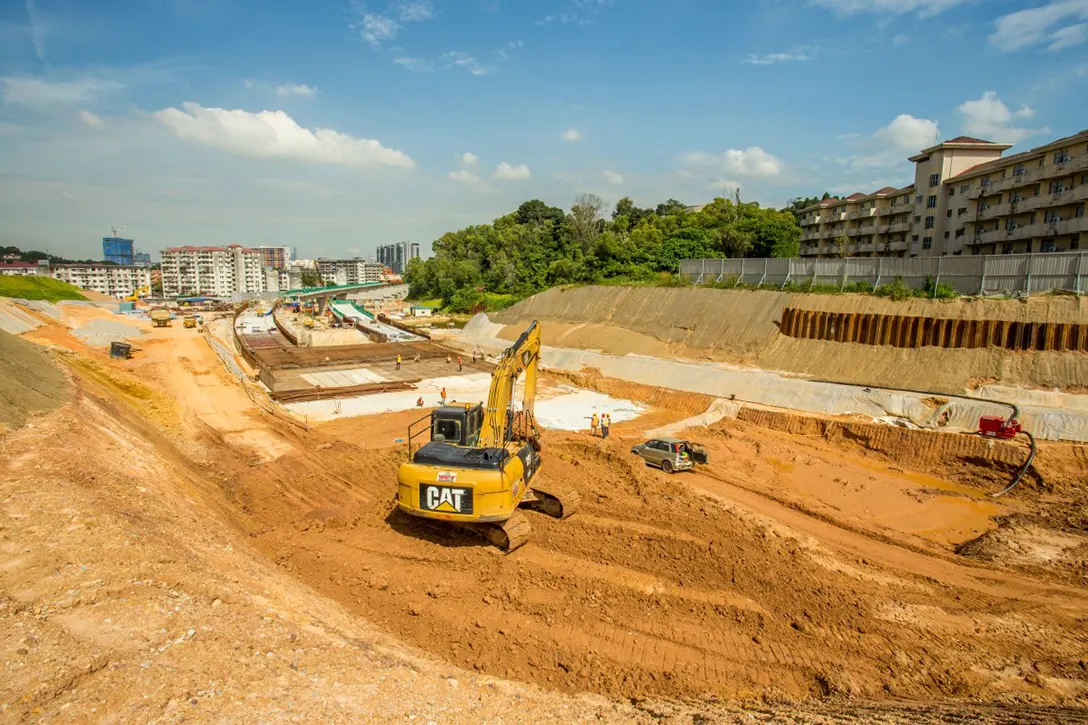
left=679, top=251, right=1088, bottom=295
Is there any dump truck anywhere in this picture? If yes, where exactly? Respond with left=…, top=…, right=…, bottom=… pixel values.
left=183, top=315, right=197, bottom=329
left=150, top=307, right=171, bottom=328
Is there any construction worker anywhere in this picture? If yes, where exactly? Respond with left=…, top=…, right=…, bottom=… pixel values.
left=446, top=353, right=452, bottom=365
left=458, top=355, right=463, bottom=372
left=601, top=412, right=611, bottom=439
left=416, top=396, right=424, bottom=408
left=590, top=411, right=600, bottom=437
left=395, top=353, right=402, bottom=371
left=471, top=348, right=477, bottom=363
left=440, top=386, right=448, bottom=405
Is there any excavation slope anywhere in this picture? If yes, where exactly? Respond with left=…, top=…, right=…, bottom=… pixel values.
left=491, top=286, right=1088, bottom=392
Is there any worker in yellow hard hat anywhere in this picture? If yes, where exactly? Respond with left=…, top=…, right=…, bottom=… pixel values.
left=590, top=411, right=600, bottom=437
left=396, top=353, right=401, bottom=370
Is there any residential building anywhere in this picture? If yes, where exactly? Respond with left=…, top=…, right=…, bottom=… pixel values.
left=102, top=237, right=135, bottom=266
left=278, top=268, right=303, bottom=291
left=799, top=129, right=1088, bottom=258
left=0, top=261, right=44, bottom=275
left=159, top=244, right=265, bottom=298
left=316, top=258, right=386, bottom=285
left=376, top=241, right=420, bottom=274
left=255, top=245, right=293, bottom=270
left=51, top=264, right=152, bottom=299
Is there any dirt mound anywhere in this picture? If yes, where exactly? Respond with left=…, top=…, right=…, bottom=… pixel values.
left=493, top=286, right=1088, bottom=392
left=0, top=328, right=68, bottom=430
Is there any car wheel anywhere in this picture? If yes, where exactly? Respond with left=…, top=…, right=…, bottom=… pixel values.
left=661, top=459, right=673, bottom=474
left=630, top=448, right=638, bottom=455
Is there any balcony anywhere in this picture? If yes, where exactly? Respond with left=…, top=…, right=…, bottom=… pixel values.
left=875, top=206, right=893, bottom=217
left=966, top=182, right=995, bottom=200
left=1053, top=216, right=1088, bottom=235
left=848, top=208, right=876, bottom=220
left=887, top=221, right=912, bottom=233
left=887, top=241, right=908, bottom=251
left=984, top=169, right=1037, bottom=195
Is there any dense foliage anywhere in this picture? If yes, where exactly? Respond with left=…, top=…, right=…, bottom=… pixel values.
left=406, top=194, right=802, bottom=311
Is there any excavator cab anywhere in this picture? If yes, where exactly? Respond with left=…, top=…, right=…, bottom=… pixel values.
left=430, top=403, right=484, bottom=446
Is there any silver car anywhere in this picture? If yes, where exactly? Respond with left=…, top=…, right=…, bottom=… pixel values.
left=630, top=437, right=708, bottom=474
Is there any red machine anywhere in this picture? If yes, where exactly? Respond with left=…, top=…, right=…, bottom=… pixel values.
left=978, top=415, right=1022, bottom=440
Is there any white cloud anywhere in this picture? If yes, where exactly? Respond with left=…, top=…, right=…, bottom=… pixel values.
left=743, top=50, right=811, bottom=65
left=562, top=128, right=582, bottom=142
left=242, top=78, right=255, bottom=89
left=395, top=0, right=433, bottom=21
left=957, top=91, right=1047, bottom=144
left=392, top=56, right=434, bottom=73
left=497, top=40, right=524, bottom=60
left=275, top=83, right=317, bottom=98
left=443, top=52, right=492, bottom=76
left=26, top=0, right=46, bottom=61
left=990, top=0, right=1088, bottom=53
left=838, top=113, right=939, bottom=170
left=77, top=109, right=103, bottom=128
left=460, top=152, right=479, bottom=169
left=873, top=113, right=939, bottom=151
left=152, top=102, right=415, bottom=169
left=493, top=161, right=531, bottom=180
left=448, top=169, right=497, bottom=192
left=355, top=2, right=434, bottom=50
left=359, top=13, right=399, bottom=49
left=679, top=148, right=783, bottom=177
left=809, top=0, right=970, bottom=17
left=0, top=75, right=122, bottom=108
left=602, top=170, right=623, bottom=185
left=893, top=33, right=911, bottom=46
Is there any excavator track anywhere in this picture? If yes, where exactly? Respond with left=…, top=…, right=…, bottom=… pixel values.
left=523, top=482, right=580, bottom=520
left=477, top=511, right=532, bottom=553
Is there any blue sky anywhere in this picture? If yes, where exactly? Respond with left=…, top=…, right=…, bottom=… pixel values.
left=0, top=0, right=1086, bottom=260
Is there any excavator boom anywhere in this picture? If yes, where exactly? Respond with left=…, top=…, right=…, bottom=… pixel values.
left=478, top=320, right=541, bottom=448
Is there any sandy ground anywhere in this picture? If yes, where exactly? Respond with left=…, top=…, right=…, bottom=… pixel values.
left=2, top=304, right=1088, bottom=723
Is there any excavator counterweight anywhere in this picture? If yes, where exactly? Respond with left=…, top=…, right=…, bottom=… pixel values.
left=395, top=321, right=578, bottom=551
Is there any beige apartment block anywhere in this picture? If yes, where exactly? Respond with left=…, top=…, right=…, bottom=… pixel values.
left=799, top=129, right=1088, bottom=258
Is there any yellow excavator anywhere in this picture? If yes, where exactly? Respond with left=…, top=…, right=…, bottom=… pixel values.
left=395, top=320, right=578, bottom=552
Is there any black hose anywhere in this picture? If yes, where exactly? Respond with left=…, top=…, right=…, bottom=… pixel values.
left=988, top=430, right=1037, bottom=498
left=807, top=377, right=1035, bottom=498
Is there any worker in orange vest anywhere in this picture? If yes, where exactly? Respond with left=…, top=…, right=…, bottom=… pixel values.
left=458, top=355, right=463, bottom=372
left=440, top=386, right=447, bottom=405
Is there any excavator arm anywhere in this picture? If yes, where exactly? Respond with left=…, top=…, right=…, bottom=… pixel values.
left=478, top=320, right=541, bottom=448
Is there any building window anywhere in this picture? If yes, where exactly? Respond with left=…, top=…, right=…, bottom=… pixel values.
left=960, top=184, right=970, bottom=193
left=929, top=173, right=940, bottom=187
left=1013, top=163, right=1026, bottom=176
left=958, top=207, right=967, bottom=216
left=1049, top=181, right=1067, bottom=194
left=916, top=195, right=923, bottom=204
left=955, top=228, right=965, bottom=238
left=924, top=216, right=935, bottom=229
left=922, top=237, right=932, bottom=250
left=912, top=235, right=919, bottom=243
left=927, top=195, right=937, bottom=208
left=1002, top=243, right=1013, bottom=254
left=944, top=231, right=950, bottom=239
left=1026, top=241, right=1033, bottom=253
left=946, top=210, right=953, bottom=218
left=949, top=187, right=956, bottom=196
left=1054, top=150, right=1071, bottom=164
left=1045, top=210, right=1062, bottom=223
left=1042, top=241, right=1057, bottom=253
left=1072, top=235, right=1080, bottom=250
left=1034, top=184, right=1042, bottom=195
left=914, top=215, right=921, bottom=223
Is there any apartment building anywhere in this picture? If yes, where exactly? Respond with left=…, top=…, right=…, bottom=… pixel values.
left=0, top=261, right=43, bottom=276
left=798, top=129, right=1088, bottom=258
left=255, top=245, right=293, bottom=270
left=376, top=241, right=420, bottom=274
left=159, top=244, right=265, bottom=298
left=51, top=264, right=152, bottom=299
left=316, top=259, right=385, bottom=285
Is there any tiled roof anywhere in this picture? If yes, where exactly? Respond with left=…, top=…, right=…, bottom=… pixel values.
left=0, top=261, right=37, bottom=268
left=844, top=192, right=867, bottom=201
left=945, top=136, right=995, bottom=144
